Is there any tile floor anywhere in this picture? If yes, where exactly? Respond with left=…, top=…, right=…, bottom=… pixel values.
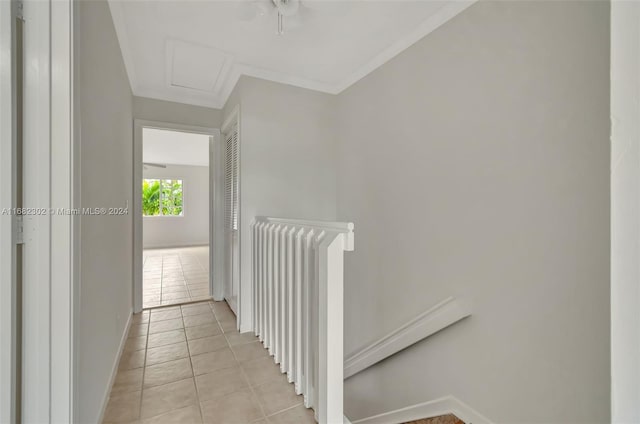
left=103, top=300, right=316, bottom=424
left=143, top=246, right=211, bottom=308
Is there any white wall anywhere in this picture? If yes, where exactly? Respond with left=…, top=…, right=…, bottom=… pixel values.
left=611, top=2, right=640, bottom=422
left=222, top=76, right=337, bottom=332
left=76, top=1, right=133, bottom=422
left=335, top=1, right=610, bottom=422
left=143, top=164, right=209, bottom=248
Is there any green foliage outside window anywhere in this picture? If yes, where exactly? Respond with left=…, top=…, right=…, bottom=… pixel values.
left=142, top=179, right=183, bottom=216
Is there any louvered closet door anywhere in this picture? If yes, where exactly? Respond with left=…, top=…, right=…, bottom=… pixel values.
left=224, top=124, right=240, bottom=315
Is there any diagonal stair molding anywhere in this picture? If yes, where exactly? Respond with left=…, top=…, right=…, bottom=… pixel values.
left=344, top=296, right=471, bottom=379
left=350, top=395, right=493, bottom=424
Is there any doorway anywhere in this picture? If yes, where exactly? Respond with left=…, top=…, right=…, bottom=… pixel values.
left=133, top=121, right=223, bottom=313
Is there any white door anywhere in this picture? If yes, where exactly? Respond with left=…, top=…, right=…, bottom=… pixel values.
left=224, top=122, right=240, bottom=315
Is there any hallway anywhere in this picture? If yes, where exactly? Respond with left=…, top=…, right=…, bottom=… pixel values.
left=143, top=247, right=211, bottom=308
left=103, top=301, right=315, bottom=423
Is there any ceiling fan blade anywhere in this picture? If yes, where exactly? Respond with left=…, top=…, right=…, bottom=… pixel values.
left=143, top=162, right=167, bottom=169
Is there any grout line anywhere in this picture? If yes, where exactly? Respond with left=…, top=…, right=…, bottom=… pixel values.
left=180, top=304, right=205, bottom=423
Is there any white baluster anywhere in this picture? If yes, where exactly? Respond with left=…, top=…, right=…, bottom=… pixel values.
left=266, top=223, right=274, bottom=351
left=252, top=222, right=258, bottom=333
left=293, top=227, right=305, bottom=395
left=271, top=225, right=282, bottom=364
left=302, top=229, right=314, bottom=408
left=279, top=226, right=287, bottom=371
left=286, top=226, right=295, bottom=381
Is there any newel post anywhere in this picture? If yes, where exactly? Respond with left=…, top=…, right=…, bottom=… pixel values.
left=317, top=231, right=347, bottom=424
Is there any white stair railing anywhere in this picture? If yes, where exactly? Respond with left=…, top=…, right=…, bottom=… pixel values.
left=252, top=217, right=354, bottom=424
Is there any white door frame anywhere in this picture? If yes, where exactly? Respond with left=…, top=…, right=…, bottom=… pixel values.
left=133, top=120, right=223, bottom=313
left=220, top=106, right=241, bottom=325
left=0, top=0, right=75, bottom=421
left=0, top=1, right=18, bottom=421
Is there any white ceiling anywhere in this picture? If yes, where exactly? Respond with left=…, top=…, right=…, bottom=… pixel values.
left=143, top=128, right=210, bottom=167
left=109, top=0, right=475, bottom=109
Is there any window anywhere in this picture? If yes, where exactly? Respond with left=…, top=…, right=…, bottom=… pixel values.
left=142, top=179, right=183, bottom=216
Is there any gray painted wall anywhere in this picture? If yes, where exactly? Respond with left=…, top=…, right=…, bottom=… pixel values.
left=611, top=2, right=640, bottom=422
left=76, top=1, right=134, bottom=422
left=133, top=96, right=222, bottom=129
left=336, top=1, right=610, bottom=422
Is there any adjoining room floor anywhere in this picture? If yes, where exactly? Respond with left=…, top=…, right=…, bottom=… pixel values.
left=143, top=246, right=210, bottom=308
left=102, top=301, right=315, bottom=424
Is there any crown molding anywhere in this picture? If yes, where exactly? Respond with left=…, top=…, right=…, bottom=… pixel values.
left=108, top=0, right=477, bottom=111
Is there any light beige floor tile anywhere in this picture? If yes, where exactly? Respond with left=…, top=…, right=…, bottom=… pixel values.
left=111, top=368, right=143, bottom=395
left=150, top=308, right=182, bottom=322
left=188, top=334, right=228, bottom=356
left=161, top=286, right=189, bottom=294
left=141, top=404, right=202, bottom=424
left=124, top=336, right=147, bottom=353
left=240, top=356, right=284, bottom=387
left=186, top=283, right=209, bottom=291
left=225, top=331, right=258, bottom=347
left=162, top=298, right=189, bottom=305
left=144, top=288, right=162, bottom=296
left=231, top=341, right=268, bottom=363
left=161, top=277, right=185, bottom=284
left=141, top=378, right=198, bottom=419
left=195, top=366, right=248, bottom=402
left=103, top=390, right=141, bottom=423
left=180, top=303, right=212, bottom=317
left=183, top=312, right=216, bottom=328
left=185, top=323, right=222, bottom=340
left=129, top=323, right=149, bottom=338
left=188, top=289, right=210, bottom=298
left=119, top=349, right=146, bottom=371
left=132, top=312, right=150, bottom=324
left=162, top=292, right=190, bottom=302
left=144, top=358, right=193, bottom=388
left=266, top=404, right=315, bottom=423
left=191, top=348, right=236, bottom=376
left=189, top=295, right=212, bottom=302
left=221, top=321, right=239, bottom=335
left=149, top=318, right=183, bottom=334
left=144, top=295, right=161, bottom=303
left=146, top=342, right=188, bottom=366
left=253, top=375, right=302, bottom=416
left=199, top=389, right=263, bottom=424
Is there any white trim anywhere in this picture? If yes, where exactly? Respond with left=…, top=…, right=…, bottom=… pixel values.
left=22, top=0, right=53, bottom=420
left=50, top=0, right=75, bottom=421
left=351, top=395, right=493, bottom=424
left=344, top=297, right=471, bottom=379
left=107, top=0, right=477, bottom=109
left=0, top=0, right=16, bottom=421
left=96, top=313, right=133, bottom=424
left=133, top=120, right=221, bottom=313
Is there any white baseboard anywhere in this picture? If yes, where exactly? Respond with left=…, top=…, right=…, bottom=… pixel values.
left=344, top=297, right=471, bottom=379
left=350, top=395, right=492, bottom=424
left=96, top=311, right=133, bottom=423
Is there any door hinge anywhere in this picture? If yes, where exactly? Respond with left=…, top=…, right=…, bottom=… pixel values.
left=14, top=215, right=24, bottom=245
left=16, top=0, right=24, bottom=21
